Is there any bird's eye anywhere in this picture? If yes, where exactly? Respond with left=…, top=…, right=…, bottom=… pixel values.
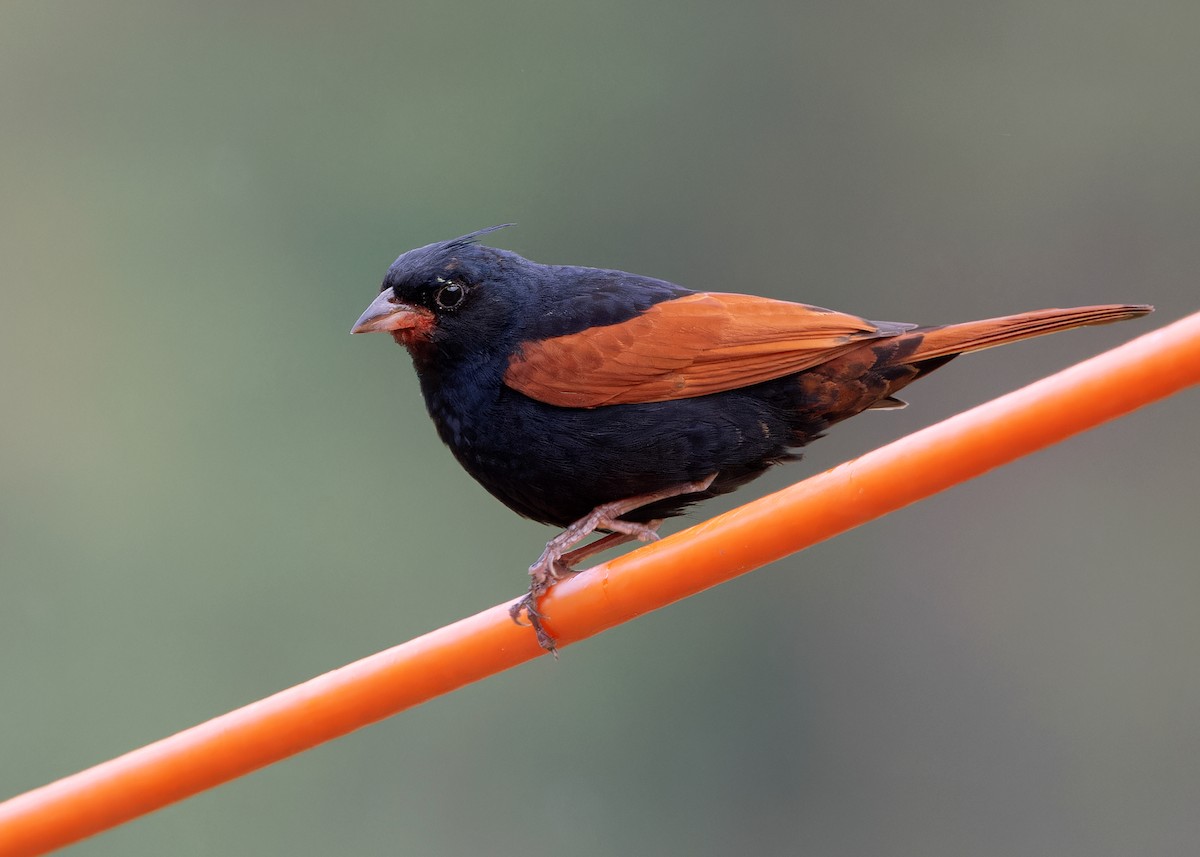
left=434, top=282, right=467, bottom=310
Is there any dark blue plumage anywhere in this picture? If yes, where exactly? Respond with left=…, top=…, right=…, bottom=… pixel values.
left=368, top=233, right=808, bottom=526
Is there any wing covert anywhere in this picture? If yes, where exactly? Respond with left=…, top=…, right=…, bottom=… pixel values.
left=504, top=292, right=912, bottom=407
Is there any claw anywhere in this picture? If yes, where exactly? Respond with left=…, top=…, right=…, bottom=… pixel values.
left=511, top=474, right=718, bottom=653
left=508, top=598, right=533, bottom=626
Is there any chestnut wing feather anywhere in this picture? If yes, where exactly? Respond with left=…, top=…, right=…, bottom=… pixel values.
left=504, top=292, right=913, bottom=407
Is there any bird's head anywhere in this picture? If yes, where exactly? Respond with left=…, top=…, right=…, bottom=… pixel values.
left=351, top=225, right=521, bottom=363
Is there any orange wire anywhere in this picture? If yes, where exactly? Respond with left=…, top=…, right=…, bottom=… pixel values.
left=2, top=310, right=1198, bottom=857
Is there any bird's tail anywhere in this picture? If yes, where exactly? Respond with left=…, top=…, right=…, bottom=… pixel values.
left=785, top=302, right=1151, bottom=440
left=899, top=304, right=1153, bottom=364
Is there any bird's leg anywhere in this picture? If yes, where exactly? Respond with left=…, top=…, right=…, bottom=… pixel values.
left=559, top=530, right=643, bottom=569
left=510, top=530, right=650, bottom=653
left=510, top=474, right=717, bottom=652
left=522, top=474, right=718, bottom=604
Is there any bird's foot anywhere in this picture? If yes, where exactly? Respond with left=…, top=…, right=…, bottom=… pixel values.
left=509, top=474, right=717, bottom=653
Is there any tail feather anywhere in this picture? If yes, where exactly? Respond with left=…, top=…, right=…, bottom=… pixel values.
left=786, top=302, right=1150, bottom=443
left=899, top=304, right=1153, bottom=365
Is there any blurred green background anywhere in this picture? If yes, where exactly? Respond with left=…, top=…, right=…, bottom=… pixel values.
left=3, top=2, right=1198, bottom=855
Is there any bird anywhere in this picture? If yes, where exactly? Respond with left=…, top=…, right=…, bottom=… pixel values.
left=351, top=225, right=1152, bottom=651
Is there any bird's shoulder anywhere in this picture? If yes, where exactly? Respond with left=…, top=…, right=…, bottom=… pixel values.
left=517, top=264, right=692, bottom=342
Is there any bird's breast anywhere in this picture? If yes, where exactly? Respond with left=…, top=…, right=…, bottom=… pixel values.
left=417, top=358, right=508, bottom=453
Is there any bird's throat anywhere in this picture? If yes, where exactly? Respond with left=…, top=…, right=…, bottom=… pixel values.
left=391, top=321, right=436, bottom=355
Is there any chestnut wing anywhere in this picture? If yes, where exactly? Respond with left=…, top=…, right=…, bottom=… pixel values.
left=504, top=292, right=912, bottom=407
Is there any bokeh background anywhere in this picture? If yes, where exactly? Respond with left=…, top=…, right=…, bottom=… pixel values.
left=3, top=2, right=1198, bottom=855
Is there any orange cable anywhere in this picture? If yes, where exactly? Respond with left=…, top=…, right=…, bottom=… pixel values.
left=1, top=310, right=1198, bottom=857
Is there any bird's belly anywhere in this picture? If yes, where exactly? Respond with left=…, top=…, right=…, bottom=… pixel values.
left=440, top=390, right=799, bottom=528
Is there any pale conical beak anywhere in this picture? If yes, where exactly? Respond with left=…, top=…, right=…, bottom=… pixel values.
left=350, top=291, right=433, bottom=334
